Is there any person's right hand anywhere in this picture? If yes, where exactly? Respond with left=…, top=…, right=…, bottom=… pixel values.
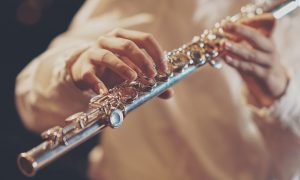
left=70, top=28, right=173, bottom=99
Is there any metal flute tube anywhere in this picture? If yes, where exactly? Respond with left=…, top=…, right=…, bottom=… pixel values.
left=17, top=0, right=300, bottom=177
left=18, top=123, right=107, bottom=177
left=17, top=65, right=200, bottom=177
left=125, top=65, right=200, bottom=113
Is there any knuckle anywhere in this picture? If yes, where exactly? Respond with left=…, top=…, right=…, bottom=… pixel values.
left=255, top=67, right=266, bottom=77
left=111, top=28, right=123, bottom=36
left=267, top=41, right=275, bottom=51
left=115, top=62, right=125, bottom=70
left=241, top=63, right=250, bottom=72
left=80, top=50, right=89, bottom=61
left=252, top=66, right=260, bottom=74
left=249, top=64, right=256, bottom=72
left=119, top=64, right=132, bottom=75
left=248, top=51, right=258, bottom=61
left=85, top=48, right=95, bottom=56
left=235, top=25, right=244, bottom=33
left=232, top=59, right=241, bottom=68
left=142, top=33, right=154, bottom=42
left=97, top=36, right=107, bottom=45
left=83, top=49, right=94, bottom=62
left=238, top=25, right=257, bottom=38
left=237, top=26, right=249, bottom=36
left=101, top=50, right=113, bottom=60
left=252, top=35, right=261, bottom=43
left=86, top=48, right=99, bottom=61
left=231, top=43, right=239, bottom=52
left=121, top=40, right=135, bottom=51
left=261, top=54, right=270, bottom=64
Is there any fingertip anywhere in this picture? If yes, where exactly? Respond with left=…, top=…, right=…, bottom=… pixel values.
left=159, top=60, right=169, bottom=73
left=128, top=71, right=138, bottom=81
left=158, top=89, right=174, bottom=99
left=99, top=88, right=108, bottom=95
left=93, top=82, right=108, bottom=95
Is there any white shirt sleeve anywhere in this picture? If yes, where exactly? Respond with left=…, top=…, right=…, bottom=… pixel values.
left=15, top=38, right=94, bottom=133
left=268, top=73, right=300, bottom=137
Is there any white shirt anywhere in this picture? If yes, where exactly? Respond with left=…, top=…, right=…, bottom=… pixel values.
left=15, top=0, right=300, bottom=179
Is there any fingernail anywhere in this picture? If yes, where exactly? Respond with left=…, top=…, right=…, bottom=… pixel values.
left=127, top=71, right=137, bottom=81
left=161, top=60, right=169, bottom=73
left=94, top=83, right=107, bottom=95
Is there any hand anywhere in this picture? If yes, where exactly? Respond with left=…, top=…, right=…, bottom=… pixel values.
left=70, top=28, right=174, bottom=99
left=222, top=14, right=289, bottom=107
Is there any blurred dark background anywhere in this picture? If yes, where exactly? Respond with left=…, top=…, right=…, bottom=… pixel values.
left=1, top=0, right=99, bottom=179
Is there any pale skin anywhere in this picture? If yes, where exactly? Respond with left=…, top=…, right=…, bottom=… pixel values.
left=70, top=14, right=288, bottom=106
left=70, top=28, right=174, bottom=99
left=222, top=14, right=289, bottom=107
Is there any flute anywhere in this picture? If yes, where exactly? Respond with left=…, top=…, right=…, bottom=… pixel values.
left=17, top=0, right=300, bottom=177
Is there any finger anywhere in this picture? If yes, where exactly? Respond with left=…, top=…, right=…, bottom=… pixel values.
left=223, top=32, right=241, bottom=42
left=223, top=40, right=271, bottom=67
left=223, top=23, right=274, bottom=52
left=80, top=67, right=108, bottom=94
left=240, top=13, right=275, bottom=36
left=158, top=88, right=174, bottom=99
left=120, top=56, right=143, bottom=75
left=87, top=48, right=138, bottom=81
left=109, top=28, right=167, bottom=73
left=224, top=55, right=266, bottom=78
left=98, top=36, right=157, bottom=78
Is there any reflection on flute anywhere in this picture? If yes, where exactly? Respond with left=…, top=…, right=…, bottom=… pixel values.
left=17, top=0, right=300, bottom=177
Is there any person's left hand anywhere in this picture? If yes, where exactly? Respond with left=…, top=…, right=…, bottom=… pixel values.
left=222, top=14, right=289, bottom=107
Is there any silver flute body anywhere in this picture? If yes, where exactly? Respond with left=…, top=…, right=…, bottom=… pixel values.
left=17, top=0, right=300, bottom=177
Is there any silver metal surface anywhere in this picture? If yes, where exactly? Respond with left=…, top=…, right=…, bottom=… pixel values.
left=273, top=0, right=300, bottom=19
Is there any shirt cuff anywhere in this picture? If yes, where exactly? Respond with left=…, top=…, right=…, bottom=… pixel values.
left=250, top=76, right=300, bottom=137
